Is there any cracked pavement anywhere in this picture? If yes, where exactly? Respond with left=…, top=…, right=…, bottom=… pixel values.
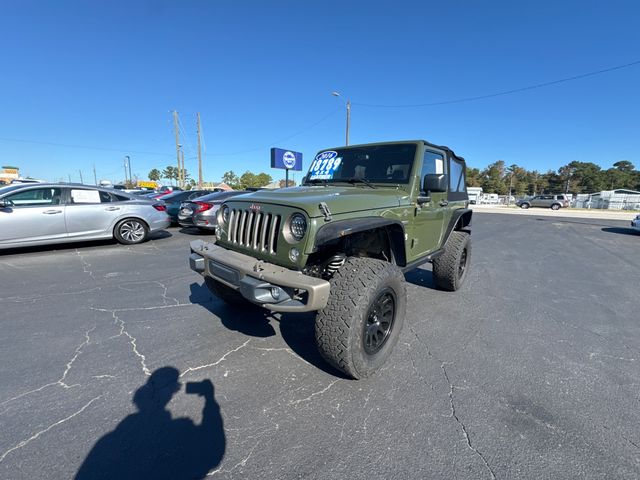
left=0, top=216, right=639, bottom=479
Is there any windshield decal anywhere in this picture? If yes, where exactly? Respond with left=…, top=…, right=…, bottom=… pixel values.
left=309, top=151, right=342, bottom=180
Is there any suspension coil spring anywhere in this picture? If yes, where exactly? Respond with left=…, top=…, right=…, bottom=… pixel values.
left=326, top=254, right=346, bottom=275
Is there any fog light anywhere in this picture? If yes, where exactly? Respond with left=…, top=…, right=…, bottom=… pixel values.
left=289, top=248, right=300, bottom=262
left=270, top=287, right=280, bottom=300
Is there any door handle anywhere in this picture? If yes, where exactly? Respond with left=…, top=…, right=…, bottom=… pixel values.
left=105, top=207, right=121, bottom=211
left=43, top=210, right=62, bottom=214
left=439, top=200, right=449, bottom=207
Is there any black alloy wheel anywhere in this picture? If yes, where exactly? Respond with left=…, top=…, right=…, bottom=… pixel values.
left=458, top=247, right=468, bottom=280
left=363, top=289, right=396, bottom=355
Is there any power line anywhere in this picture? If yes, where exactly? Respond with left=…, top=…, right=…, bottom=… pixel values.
left=0, top=136, right=173, bottom=156
left=208, top=107, right=341, bottom=156
left=353, top=59, right=640, bottom=108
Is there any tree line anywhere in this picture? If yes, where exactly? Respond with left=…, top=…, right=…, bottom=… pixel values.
left=467, top=160, right=640, bottom=196
left=147, top=158, right=639, bottom=196
left=147, top=167, right=282, bottom=190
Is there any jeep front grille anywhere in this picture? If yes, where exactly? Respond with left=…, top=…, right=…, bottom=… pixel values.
left=227, top=209, right=281, bottom=254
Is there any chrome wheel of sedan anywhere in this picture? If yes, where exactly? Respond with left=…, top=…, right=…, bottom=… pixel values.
left=115, top=218, right=149, bottom=245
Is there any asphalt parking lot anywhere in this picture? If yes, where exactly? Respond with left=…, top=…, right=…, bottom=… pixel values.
left=0, top=213, right=638, bottom=479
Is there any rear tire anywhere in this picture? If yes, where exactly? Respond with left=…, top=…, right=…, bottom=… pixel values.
left=114, top=218, right=149, bottom=245
left=432, top=231, right=471, bottom=291
left=205, top=277, right=249, bottom=306
left=551, top=204, right=560, bottom=210
left=315, top=257, right=406, bottom=379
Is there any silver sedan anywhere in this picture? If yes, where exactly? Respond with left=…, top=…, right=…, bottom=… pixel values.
left=0, top=183, right=170, bottom=249
left=177, top=190, right=249, bottom=231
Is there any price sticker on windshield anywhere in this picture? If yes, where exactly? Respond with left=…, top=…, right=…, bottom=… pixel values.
left=309, top=151, right=342, bottom=180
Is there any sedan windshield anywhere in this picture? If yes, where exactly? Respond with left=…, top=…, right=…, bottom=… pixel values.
left=304, top=144, right=417, bottom=185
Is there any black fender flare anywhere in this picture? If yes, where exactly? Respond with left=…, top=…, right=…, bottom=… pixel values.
left=441, top=209, right=472, bottom=246
left=313, top=217, right=407, bottom=266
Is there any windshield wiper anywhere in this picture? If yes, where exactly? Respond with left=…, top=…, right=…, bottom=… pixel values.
left=346, top=177, right=376, bottom=189
left=304, top=178, right=328, bottom=186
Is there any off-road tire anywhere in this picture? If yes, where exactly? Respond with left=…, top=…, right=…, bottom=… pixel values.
left=550, top=203, right=561, bottom=210
left=315, top=257, right=406, bottom=379
left=114, top=218, right=149, bottom=245
left=205, top=277, right=249, bottom=306
left=432, top=230, right=471, bottom=291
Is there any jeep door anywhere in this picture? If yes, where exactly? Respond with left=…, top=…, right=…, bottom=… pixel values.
left=0, top=186, right=67, bottom=246
left=409, top=149, right=447, bottom=259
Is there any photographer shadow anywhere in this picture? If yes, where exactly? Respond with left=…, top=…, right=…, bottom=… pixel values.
left=75, top=367, right=225, bottom=480
left=189, top=282, right=348, bottom=378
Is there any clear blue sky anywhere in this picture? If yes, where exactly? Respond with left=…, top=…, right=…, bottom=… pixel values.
left=1, top=0, right=639, bottom=184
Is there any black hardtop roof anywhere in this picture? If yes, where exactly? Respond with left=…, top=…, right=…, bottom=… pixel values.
left=319, top=140, right=466, bottom=163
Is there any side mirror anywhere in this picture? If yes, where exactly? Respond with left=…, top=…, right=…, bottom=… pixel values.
left=423, top=174, right=447, bottom=193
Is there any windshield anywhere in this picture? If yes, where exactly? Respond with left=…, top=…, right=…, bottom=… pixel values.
left=304, top=144, right=417, bottom=185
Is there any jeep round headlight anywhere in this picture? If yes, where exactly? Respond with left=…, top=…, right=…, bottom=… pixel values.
left=221, top=204, right=230, bottom=223
left=289, top=213, right=307, bottom=241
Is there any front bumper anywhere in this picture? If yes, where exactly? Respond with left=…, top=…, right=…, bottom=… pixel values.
left=631, top=218, right=640, bottom=231
left=189, top=240, right=330, bottom=312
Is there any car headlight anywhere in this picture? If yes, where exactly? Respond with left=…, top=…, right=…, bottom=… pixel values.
left=221, top=204, right=230, bottom=223
left=289, top=213, right=307, bottom=241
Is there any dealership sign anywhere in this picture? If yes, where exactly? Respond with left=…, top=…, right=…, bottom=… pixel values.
left=270, top=148, right=302, bottom=171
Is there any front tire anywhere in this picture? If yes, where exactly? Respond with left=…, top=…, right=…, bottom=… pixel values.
left=432, top=231, right=471, bottom=291
left=114, top=218, right=149, bottom=245
left=315, top=257, right=406, bottom=379
left=520, top=203, right=530, bottom=209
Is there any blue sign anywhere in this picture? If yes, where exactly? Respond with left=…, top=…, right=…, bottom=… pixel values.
left=270, top=148, right=303, bottom=171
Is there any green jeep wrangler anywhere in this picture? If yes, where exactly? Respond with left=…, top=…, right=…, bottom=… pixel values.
left=189, top=140, right=472, bottom=379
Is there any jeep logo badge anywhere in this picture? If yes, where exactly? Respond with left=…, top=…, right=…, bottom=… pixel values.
left=249, top=204, right=261, bottom=212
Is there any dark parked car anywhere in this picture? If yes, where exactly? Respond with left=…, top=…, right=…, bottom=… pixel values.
left=178, top=190, right=249, bottom=231
left=159, top=190, right=210, bottom=224
left=516, top=194, right=570, bottom=210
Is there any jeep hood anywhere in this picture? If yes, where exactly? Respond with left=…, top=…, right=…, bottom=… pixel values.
left=229, top=186, right=409, bottom=218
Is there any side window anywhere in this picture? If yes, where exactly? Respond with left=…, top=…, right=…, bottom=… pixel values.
left=449, top=158, right=465, bottom=193
left=113, top=193, right=130, bottom=202
left=5, top=188, right=62, bottom=207
left=421, top=151, right=444, bottom=192
left=99, top=191, right=113, bottom=203
left=70, top=189, right=102, bottom=204
left=447, top=156, right=467, bottom=201
left=422, top=151, right=444, bottom=176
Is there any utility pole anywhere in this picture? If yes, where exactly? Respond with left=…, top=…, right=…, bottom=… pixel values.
left=345, top=100, right=351, bottom=146
left=126, top=156, right=132, bottom=185
left=179, top=150, right=185, bottom=188
left=68, top=174, right=72, bottom=183
left=93, top=164, right=97, bottom=185
left=123, top=157, right=129, bottom=185
left=173, top=111, right=182, bottom=188
left=79, top=170, right=84, bottom=184
left=197, top=112, right=203, bottom=188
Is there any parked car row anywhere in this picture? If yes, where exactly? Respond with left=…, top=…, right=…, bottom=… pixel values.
left=0, top=183, right=256, bottom=250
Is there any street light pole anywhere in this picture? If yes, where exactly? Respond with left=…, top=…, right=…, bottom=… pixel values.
left=126, top=155, right=132, bottom=185
left=332, top=92, right=351, bottom=146
left=345, top=100, right=351, bottom=146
